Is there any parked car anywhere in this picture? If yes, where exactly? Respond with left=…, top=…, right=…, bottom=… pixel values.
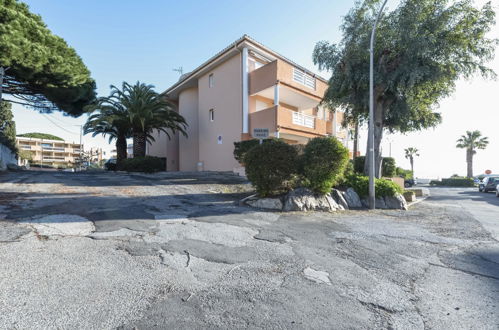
left=104, top=158, right=117, bottom=171
left=478, top=176, right=499, bottom=192
left=404, top=178, right=417, bottom=188
left=496, top=184, right=499, bottom=197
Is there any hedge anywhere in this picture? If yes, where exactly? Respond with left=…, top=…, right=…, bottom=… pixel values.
left=382, top=157, right=396, bottom=177
left=244, top=139, right=298, bottom=197
left=344, top=174, right=403, bottom=197
left=430, top=177, right=475, bottom=187
left=117, top=156, right=165, bottom=173
left=300, top=137, right=349, bottom=194
left=233, top=139, right=275, bottom=164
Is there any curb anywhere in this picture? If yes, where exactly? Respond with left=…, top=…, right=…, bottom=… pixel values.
left=407, top=195, right=430, bottom=208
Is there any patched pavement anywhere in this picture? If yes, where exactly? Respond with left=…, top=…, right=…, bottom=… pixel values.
left=0, top=171, right=498, bottom=329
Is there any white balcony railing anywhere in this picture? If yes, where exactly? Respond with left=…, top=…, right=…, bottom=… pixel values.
left=292, top=111, right=315, bottom=129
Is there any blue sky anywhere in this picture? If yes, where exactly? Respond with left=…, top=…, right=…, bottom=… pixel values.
left=11, top=0, right=499, bottom=178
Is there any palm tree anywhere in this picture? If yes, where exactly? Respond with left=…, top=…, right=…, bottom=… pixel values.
left=456, top=130, right=489, bottom=178
left=404, top=147, right=419, bottom=177
left=83, top=102, right=131, bottom=165
left=109, top=82, right=187, bottom=157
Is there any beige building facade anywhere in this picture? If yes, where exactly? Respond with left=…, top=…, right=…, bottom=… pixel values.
left=147, top=35, right=351, bottom=172
left=16, top=136, right=83, bottom=168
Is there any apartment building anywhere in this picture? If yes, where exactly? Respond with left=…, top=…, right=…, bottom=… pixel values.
left=147, top=35, right=350, bottom=172
left=16, top=136, right=82, bottom=168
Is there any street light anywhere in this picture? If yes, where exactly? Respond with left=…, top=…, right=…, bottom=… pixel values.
left=368, top=0, right=389, bottom=209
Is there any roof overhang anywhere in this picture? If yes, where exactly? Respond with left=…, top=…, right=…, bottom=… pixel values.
left=163, top=35, right=328, bottom=100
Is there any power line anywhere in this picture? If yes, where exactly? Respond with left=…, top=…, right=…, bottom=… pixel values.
left=41, top=113, right=79, bottom=135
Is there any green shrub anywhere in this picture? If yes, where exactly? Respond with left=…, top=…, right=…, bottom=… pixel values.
left=344, top=174, right=403, bottom=197
left=233, top=139, right=273, bottom=164
left=353, top=156, right=365, bottom=174
left=244, top=139, right=298, bottom=197
left=117, top=156, right=165, bottom=173
left=382, top=157, right=396, bottom=177
left=430, top=177, right=474, bottom=187
left=396, top=167, right=413, bottom=179
left=300, top=137, right=349, bottom=194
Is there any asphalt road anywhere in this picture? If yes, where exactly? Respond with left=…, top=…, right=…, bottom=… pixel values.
left=426, top=186, right=499, bottom=240
left=0, top=171, right=498, bottom=329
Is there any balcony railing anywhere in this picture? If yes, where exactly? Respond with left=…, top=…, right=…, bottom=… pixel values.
left=249, top=106, right=328, bottom=137
left=42, top=146, right=65, bottom=152
left=292, top=111, right=315, bottom=129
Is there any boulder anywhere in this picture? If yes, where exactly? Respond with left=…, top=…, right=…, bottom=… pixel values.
left=385, top=194, right=408, bottom=210
left=246, top=197, right=283, bottom=211
left=344, top=188, right=362, bottom=208
left=375, top=197, right=387, bottom=209
left=331, top=189, right=349, bottom=210
left=360, top=197, right=387, bottom=209
left=283, top=188, right=339, bottom=212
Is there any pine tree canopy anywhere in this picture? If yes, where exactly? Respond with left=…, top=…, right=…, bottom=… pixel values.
left=0, top=0, right=96, bottom=116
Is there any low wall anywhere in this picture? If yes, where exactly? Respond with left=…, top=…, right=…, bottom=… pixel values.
left=0, top=143, right=17, bottom=171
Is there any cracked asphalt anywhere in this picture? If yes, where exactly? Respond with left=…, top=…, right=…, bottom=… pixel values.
left=0, top=170, right=498, bottom=329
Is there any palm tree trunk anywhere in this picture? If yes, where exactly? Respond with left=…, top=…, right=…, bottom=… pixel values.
left=133, top=132, right=147, bottom=158
left=467, top=149, right=473, bottom=178
left=410, top=158, right=414, bottom=176
left=115, top=135, right=127, bottom=166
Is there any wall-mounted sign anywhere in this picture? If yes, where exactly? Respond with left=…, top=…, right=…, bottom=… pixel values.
left=253, top=128, right=269, bottom=139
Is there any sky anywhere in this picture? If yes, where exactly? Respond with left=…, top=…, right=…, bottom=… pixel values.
left=10, top=0, right=499, bottom=178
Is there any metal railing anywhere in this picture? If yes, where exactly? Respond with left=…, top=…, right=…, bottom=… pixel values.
left=291, top=111, right=315, bottom=128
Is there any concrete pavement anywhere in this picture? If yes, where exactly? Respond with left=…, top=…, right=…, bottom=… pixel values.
left=0, top=171, right=498, bottom=329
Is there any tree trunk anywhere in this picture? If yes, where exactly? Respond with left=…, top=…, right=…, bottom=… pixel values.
left=133, top=132, right=147, bottom=158
left=115, top=135, right=127, bottom=167
left=353, top=120, right=359, bottom=160
left=466, top=149, right=473, bottom=178
left=410, top=158, right=414, bottom=176
left=364, top=101, right=384, bottom=178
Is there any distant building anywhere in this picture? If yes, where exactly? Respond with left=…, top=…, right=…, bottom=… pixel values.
left=16, top=136, right=82, bottom=168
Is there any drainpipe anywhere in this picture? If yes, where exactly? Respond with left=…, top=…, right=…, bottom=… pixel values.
left=242, top=47, right=249, bottom=134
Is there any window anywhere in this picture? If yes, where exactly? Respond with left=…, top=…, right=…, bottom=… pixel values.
left=209, top=109, right=215, bottom=122
left=292, top=68, right=316, bottom=90
left=209, top=73, right=214, bottom=88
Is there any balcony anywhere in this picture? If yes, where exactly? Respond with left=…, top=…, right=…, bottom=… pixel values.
left=249, top=106, right=329, bottom=140
left=42, top=146, right=65, bottom=152
left=249, top=59, right=327, bottom=99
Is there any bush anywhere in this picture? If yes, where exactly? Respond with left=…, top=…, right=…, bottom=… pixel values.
left=344, top=174, right=403, bottom=197
left=117, top=156, right=165, bottom=173
left=244, top=139, right=298, bottom=197
left=396, top=167, right=413, bottom=179
left=430, top=177, right=474, bottom=187
left=300, top=137, right=349, bottom=194
left=353, top=156, right=365, bottom=174
left=382, top=157, right=396, bottom=177
left=233, top=139, right=273, bottom=164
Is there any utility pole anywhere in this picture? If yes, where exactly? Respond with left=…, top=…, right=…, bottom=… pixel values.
left=368, top=0, right=389, bottom=210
